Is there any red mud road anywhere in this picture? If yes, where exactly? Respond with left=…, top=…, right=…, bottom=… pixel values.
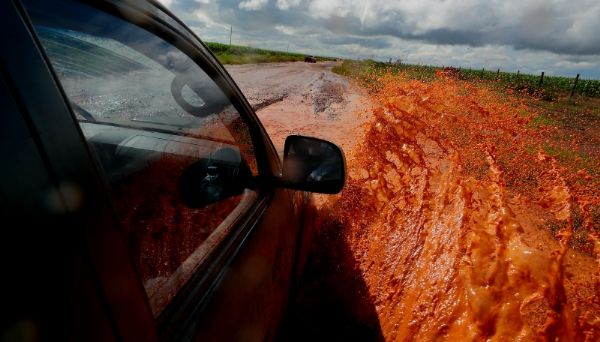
left=227, top=61, right=371, bottom=154
left=228, top=63, right=600, bottom=341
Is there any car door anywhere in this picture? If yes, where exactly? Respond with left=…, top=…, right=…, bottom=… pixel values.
left=1, top=2, right=155, bottom=341
left=13, top=0, right=307, bottom=340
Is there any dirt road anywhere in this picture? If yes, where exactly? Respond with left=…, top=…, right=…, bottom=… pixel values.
left=226, top=62, right=370, bottom=154
left=229, top=63, right=600, bottom=341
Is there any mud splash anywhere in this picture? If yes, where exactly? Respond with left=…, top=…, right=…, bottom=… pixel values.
left=322, top=70, right=599, bottom=341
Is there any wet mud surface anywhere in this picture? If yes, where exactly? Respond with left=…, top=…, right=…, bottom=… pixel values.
left=229, top=63, right=600, bottom=341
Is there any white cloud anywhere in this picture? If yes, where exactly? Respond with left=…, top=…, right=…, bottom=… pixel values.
left=308, top=0, right=357, bottom=18
left=193, top=10, right=229, bottom=29
left=164, top=0, right=600, bottom=78
left=157, top=0, right=175, bottom=7
left=276, top=0, right=301, bottom=10
left=303, top=0, right=600, bottom=55
left=239, top=0, right=269, bottom=11
left=275, top=25, right=297, bottom=35
left=554, top=60, right=596, bottom=70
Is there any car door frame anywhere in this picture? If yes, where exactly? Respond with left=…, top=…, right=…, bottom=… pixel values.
left=7, top=0, right=300, bottom=340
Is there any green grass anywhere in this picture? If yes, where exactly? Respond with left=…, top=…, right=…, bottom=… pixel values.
left=205, top=42, right=335, bottom=65
left=527, top=114, right=558, bottom=128
left=541, top=143, right=598, bottom=176
left=332, top=60, right=600, bottom=98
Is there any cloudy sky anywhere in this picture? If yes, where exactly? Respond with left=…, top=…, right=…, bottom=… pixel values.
left=159, top=0, right=600, bottom=79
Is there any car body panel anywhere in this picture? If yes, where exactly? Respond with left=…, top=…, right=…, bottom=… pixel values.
left=191, top=188, right=300, bottom=341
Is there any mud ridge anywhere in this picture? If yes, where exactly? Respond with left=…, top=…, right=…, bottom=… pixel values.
left=252, top=94, right=288, bottom=112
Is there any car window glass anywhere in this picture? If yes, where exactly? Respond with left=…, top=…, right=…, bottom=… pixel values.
left=24, top=0, right=259, bottom=316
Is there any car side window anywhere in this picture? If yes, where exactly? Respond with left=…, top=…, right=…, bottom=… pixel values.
left=24, top=0, right=259, bottom=316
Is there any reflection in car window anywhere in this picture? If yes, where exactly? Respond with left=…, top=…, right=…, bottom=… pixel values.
left=24, top=0, right=258, bottom=316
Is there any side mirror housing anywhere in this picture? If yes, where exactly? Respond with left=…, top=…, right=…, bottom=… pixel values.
left=280, top=135, right=346, bottom=194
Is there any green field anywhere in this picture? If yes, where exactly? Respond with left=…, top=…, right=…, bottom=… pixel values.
left=206, top=42, right=334, bottom=65
left=333, top=60, right=600, bottom=99
left=204, top=43, right=600, bottom=99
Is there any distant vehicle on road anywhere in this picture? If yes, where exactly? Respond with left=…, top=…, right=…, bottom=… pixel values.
left=0, top=0, right=346, bottom=340
left=304, top=55, right=317, bottom=63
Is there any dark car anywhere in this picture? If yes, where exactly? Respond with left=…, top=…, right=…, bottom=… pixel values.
left=0, top=0, right=345, bottom=340
left=304, top=55, right=317, bottom=63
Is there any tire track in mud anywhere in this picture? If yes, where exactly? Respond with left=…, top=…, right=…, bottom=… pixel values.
left=321, top=71, right=599, bottom=341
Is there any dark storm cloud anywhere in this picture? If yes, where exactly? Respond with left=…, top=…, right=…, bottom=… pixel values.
left=168, top=0, right=600, bottom=56
left=160, top=0, right=600, bottom=78
left=319, top=35, right=392, bottom=49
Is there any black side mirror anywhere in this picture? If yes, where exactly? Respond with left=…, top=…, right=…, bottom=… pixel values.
left=281, top=135, right=346, bottom=194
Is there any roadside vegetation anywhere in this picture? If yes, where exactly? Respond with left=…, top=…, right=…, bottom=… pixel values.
left=333, top=60, right=600, bottom=99
left=206, top=42, right=335, bottom=64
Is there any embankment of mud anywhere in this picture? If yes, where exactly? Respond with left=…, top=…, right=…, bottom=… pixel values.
left=314, top=71, right=599, bottom=341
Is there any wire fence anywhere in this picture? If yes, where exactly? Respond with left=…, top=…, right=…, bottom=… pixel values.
left=339, top=60, right=600, bottom=99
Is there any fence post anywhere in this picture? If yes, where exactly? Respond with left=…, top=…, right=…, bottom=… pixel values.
left=570, top=73, right=580, bottom=98
left=539, top=71, right=544, bottom=86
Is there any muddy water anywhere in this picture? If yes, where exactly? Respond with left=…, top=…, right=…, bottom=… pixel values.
left=329, top=71, right=599, bottom=341
left=231, top=63, right=599, bottom=340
